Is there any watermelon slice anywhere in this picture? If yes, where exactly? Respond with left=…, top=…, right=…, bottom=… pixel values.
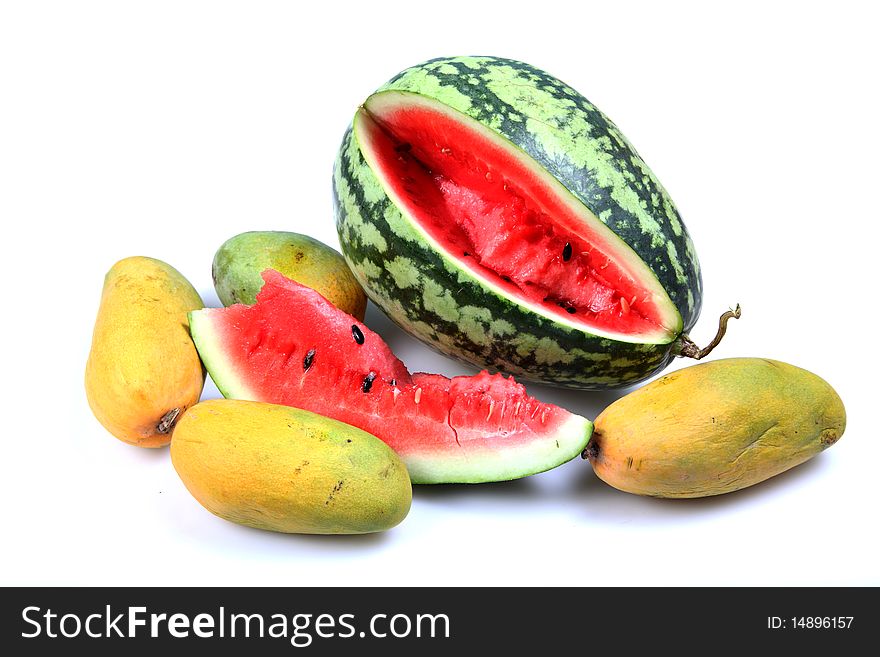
left=189, top=271, right=592, bottom=484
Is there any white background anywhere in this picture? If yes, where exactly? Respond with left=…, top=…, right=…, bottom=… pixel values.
left=2, top=1, right=878, bottom=586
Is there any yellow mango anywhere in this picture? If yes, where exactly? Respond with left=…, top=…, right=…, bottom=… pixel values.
left=170, top=399, right=412, bottom=534
left=85, top=257, right=205, bottom=447
left=586, top=358, right=846, bottom=498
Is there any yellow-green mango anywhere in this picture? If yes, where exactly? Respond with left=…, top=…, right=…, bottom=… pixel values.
left=586, top=358, right=846, bottom=498
left=85, top=257, right=205, bottom=447
left=170, top=399, right=412, bottom=534
left=212, top=231, right=367, bottom=319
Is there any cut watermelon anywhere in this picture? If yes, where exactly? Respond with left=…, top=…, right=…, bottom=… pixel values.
left=356, top=91, right=682, bottom=345
left=334, top=59, right=719, bottom=389
left=189, top=271, right=592, bottom=484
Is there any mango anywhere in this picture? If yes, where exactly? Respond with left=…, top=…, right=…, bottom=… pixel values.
left=85, top=257, right=205, bottom=447
left=586, top=358, right=846, bottom=498
left=212, top=231, right=367, bottom=319
left=170, top=399, right=412, bottom=534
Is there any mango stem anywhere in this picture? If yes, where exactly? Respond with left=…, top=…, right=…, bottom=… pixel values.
left=156, top=408, right=181, bottom=434
left=581, top=436, right=600, bottom=461
left=677, top=304, right=741, bottom=360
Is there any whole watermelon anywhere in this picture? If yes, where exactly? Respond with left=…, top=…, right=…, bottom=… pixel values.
left=333, top=56, right=704, bottom=389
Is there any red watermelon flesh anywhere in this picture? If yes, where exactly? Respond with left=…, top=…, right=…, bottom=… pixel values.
left=189, top=270, right=592, bottom=483
left=356, top=93, right=681, bottom=343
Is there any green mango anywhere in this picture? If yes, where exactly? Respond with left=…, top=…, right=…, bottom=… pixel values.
left=212, top=231, right=366, bottom=318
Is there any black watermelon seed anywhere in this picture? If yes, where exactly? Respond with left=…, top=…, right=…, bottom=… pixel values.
left=362, top=372, right=376, bottom=393
left=389, top=378, right=397, bottom=387
left=302, top=348, right=316, bottom=371
left=351, top=325, right=365, bottom=344
left=562, top=242, right=572, bottom=262
left=566, top=307, right=576, bottom=314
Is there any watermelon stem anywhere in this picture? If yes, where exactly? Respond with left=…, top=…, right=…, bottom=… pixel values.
left=156, top=407, right=181, bottom=434
left=677, top=304, right=741, bottom=360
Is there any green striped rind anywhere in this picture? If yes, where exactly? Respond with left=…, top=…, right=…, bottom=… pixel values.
left=333, top=56, right=702, bottom=389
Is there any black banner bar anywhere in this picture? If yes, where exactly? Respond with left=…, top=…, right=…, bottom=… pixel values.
left=1, top=587, right=875, bottom=654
